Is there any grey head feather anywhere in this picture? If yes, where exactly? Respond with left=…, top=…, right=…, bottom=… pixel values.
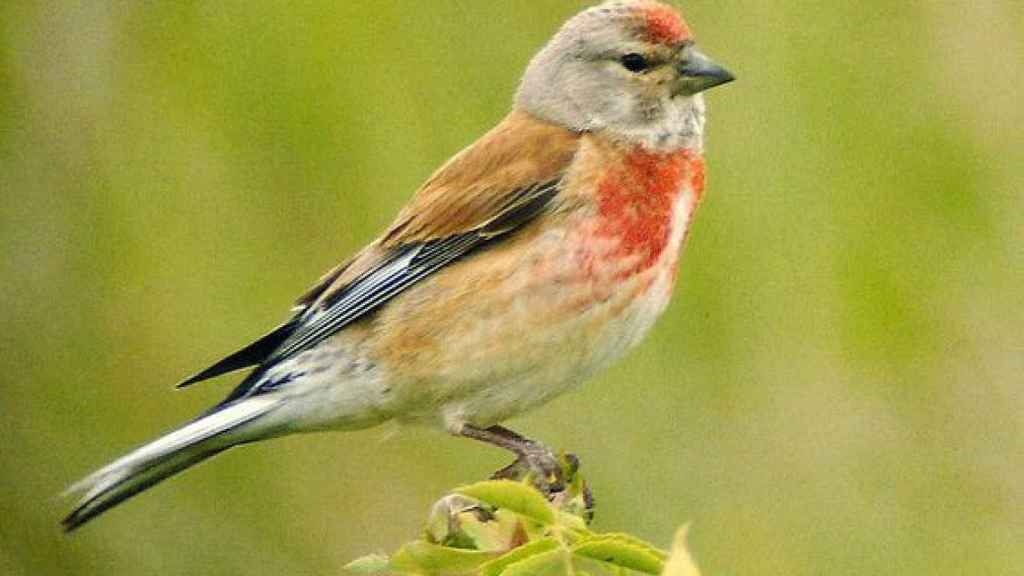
left=515, top=1, right=706, bottom=151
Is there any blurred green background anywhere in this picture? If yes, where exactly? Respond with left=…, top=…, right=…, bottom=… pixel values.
left=2, top=1, right=1021, bottom=574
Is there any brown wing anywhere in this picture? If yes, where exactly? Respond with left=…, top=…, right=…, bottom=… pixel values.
left=304, top=110, right=579, bottom=309
left=381, top=110, right=580, bottom=245
left=181, top=110, right=579, bottom=393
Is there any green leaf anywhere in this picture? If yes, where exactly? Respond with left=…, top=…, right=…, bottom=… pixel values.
left=556, top=509, right=590, bottom=532
left=456, top=480, right=556, bottom=526
left=344, top=553, right=391, bottom=574
left=583, top=533, right=668, bottom=561
left=572, top=534, right=666, bottom=575
left=661, top=527, right=701, bottom=576
left=480, top=537, right=560, bottom=576
left=498, top=548, right=570, bottom=576
left=390, top=540, right=498, bottom=575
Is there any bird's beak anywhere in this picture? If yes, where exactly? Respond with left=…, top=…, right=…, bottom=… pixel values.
left=674, top=47, right=735, bottom=96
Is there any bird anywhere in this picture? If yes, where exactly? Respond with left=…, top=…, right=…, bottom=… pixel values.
left=62, top=0, right=734, bottom=532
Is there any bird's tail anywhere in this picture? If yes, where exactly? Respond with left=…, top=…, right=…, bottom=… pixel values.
left=62, top=396, right=283, bottom=532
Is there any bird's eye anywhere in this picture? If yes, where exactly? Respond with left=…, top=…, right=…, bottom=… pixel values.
left=619, top=53, right=649, bottom=73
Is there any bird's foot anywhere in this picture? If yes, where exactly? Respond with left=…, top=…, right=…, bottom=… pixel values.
left=491, top=449, right=594, bottom=522
left=490, top=441, right=568, bottom=493
left=458, top=424, right=594, bottom=521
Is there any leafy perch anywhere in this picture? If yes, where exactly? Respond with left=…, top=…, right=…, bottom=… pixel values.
left=346, top=462, right=701, bottom=576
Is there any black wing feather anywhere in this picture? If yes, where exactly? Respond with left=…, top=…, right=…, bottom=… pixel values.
left=209, top=179, right=560, bottom=406
left=175, top=320, right=298, bottom=388
left=266, top=179, right=561, bottom=367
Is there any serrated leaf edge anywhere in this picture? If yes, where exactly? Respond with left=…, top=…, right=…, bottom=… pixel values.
left=576, top=532, right=668, bottom=561
left=571, top=538, right=665, bottom=575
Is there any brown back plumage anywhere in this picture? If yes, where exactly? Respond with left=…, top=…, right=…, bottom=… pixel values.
left=300, top=110, right=580, bottom=310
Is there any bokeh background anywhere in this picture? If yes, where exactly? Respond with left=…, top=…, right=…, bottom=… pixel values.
left=2, top=1, right=1021, bottom=574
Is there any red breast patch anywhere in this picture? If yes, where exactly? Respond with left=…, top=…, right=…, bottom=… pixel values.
left=596, top=148, right=705, bottom=277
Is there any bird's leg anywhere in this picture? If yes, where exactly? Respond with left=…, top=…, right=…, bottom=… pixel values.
left=459, top=424, right=572, bottom=494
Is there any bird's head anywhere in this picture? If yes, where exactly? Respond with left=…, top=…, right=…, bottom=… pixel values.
left=517, top=0, right=734, bottom=150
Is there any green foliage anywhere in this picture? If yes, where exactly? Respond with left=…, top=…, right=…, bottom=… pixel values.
left=346, top=475, right=702, bottom=576
left=457, top=480, right=556, bottom=527
left=572, top=534, right=666, bottom=574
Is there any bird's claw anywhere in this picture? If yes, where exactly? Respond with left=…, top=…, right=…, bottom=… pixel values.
left=491, top=449, right=594, bottom=522
left=491, top=443, right=575, bottom=495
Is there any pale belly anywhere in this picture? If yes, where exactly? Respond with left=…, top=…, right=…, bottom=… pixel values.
left=257, top=220, right=684, bottom=435
left=379, top=186, right=698, bottom=431
left=426, top=256, right=678, bottom=430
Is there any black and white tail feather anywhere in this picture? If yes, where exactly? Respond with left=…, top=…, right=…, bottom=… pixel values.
left=61, top=396, right=283, bottom=532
